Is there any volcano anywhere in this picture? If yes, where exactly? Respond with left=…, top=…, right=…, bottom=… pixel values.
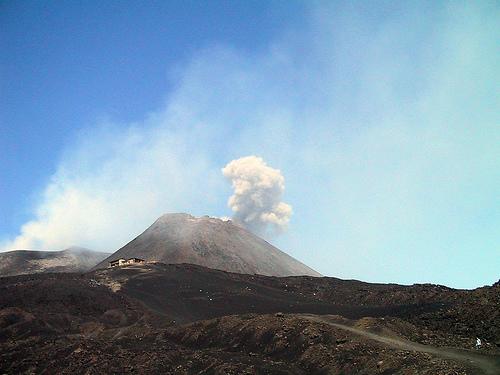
left=0, top=247, right=110, bottom=277
left=94, top=213, right=320, bottom=277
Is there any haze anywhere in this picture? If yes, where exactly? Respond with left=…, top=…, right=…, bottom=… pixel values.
left=1, top=1, right=498, bottom=288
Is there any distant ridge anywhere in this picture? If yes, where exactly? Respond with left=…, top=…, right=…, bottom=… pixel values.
left=0, top=247, right=110, bottom=277
left=94, top=213, right=321, bottom=277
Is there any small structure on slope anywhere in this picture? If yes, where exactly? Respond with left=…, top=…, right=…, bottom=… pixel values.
left=109, top=258, right=145, bottom=268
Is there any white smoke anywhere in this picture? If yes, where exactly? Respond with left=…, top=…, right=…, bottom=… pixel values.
left=1, top=2, right=497, bottom=288
left=222, top=156, right=292, bottom=235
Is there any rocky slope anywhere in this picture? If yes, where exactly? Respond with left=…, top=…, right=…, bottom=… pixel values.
left=1, top=263, right=498, bottom=374
left=94, top=213, right=320, bottom=277
left=0, top=247, right=110, bottom=277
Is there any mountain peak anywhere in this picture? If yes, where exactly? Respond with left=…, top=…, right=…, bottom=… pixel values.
left=62, top=246, right=95, bottom=253
left=0, top=248, right=110, bottom=277
left=154, top=213, right=231, bottom=224
left=95, top=213, right=320, bottom=277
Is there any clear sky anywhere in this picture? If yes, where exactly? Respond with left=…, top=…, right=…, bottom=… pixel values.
left=1, top=1, right=498, bottom=288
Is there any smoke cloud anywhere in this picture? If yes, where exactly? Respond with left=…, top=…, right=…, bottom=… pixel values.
left=222, top=156, right=292, bottom=235
left=1, top=2, right=497, bottom=288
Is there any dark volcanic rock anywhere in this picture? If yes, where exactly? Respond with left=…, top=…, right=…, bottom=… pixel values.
left=1, top=264, right=499, bottom=374
left=0, top=247, right=110, bottom=277
left=94, top=213, right=320, bottom=277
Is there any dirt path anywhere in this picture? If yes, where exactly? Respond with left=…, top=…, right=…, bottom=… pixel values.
left=301, top=314, right=500, bottom=375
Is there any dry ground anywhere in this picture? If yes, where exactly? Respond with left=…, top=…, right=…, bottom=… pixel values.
left=1, top=263, right=498, bottom=374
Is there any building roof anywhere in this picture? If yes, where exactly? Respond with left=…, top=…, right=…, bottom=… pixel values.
left=109, top=257, right=144, bottom=263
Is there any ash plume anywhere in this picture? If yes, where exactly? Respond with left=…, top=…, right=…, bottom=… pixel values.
left=222, top=156, right=292, bottom=235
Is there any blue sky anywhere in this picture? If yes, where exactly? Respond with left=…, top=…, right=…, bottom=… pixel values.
left=1, top=1, right=498, bottom=288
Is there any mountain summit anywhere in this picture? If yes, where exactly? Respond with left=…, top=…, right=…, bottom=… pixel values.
left=0, top=247, right=110, bottom=277
left=94, top=213, right=320, bottom=277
